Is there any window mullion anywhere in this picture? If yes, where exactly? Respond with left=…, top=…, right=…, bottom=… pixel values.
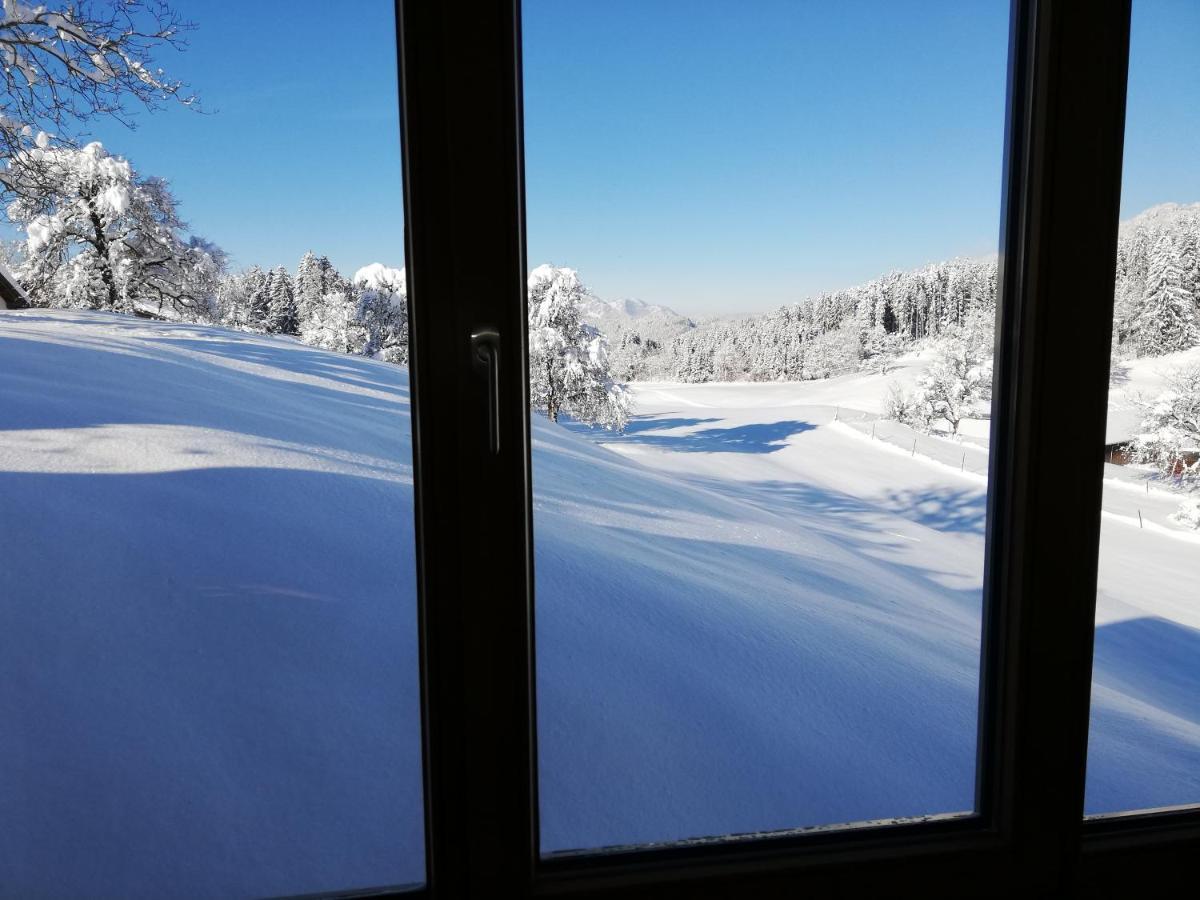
left=982, top=0, right=1131, bottom=892
left=397, top=0, right=537, bottom=897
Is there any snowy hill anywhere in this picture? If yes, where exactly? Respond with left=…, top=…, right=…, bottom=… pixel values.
left=1117, top=200, right=1200, bottom=237
left=2, top=310, right=1198, bottom=897
left=582, top=294, right=689, bottom=323
left=1107, top=345, right=1200, bottom=444
left=578, top=290, right=695, bottom=340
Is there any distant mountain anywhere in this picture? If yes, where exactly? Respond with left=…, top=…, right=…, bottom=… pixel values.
left=580, top=293, right=695, bottom=342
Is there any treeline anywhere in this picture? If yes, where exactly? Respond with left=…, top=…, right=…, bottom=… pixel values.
left=2, top=138, right=409, bottom=365
left=613, top=257, right=999, bottom=383
left=613, top=203, right=1200, bottom=383
left=213, top=255, right=408, bottom=364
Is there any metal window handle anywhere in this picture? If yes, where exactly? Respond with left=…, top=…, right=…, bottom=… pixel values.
left=471, top=328, right=501, bottom=454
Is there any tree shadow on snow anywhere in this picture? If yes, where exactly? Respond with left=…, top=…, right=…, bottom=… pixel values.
left=882, top=488, right=988, bottom=535
left=613, top=419, right=816, bottom=454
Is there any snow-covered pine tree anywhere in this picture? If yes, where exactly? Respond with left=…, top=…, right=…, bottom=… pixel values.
left=241, top=266, right=270, bottom=332
left=216, top=271, right=250, bottom=329
left=267, top=266, right=298, bottom=335
left=1135, top=234, right=1199, bottom=356
left=294, top=251, right=340, bottom=329
left=527, top=264, right=629, bottom=430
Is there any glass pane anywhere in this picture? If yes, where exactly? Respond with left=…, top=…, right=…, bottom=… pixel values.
left=1085, top=0, right=1200, bottom=817
left=0, top=2, right=423, bottom=895
left=524, top=0, right=1007, bottom=854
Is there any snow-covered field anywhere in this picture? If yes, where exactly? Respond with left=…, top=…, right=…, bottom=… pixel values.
left=2, top=311, right=1198, bottom=897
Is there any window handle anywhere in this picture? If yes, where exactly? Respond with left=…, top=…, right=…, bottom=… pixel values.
left=471, top=328, right=501, bottom=454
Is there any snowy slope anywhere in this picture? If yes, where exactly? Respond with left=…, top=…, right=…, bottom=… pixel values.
left=595, top=373, right=1200, bottom=824
left=2, top=311, right=1198, bottom=899
left=1106, top=345, right=1200, bottom=444
left=1117, top=200, right=1200, bottom=238
left=1, top=312, right=425, bottom=898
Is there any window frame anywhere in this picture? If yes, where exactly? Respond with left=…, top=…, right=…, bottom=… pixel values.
left=388, top=0, right=1200, bottom=897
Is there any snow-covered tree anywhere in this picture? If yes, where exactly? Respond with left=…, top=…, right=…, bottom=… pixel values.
left=860, top=326, right=903, bottom=375
left=266, top=265, right=297, bottom=335
left=294, top=251, right=339, bottom=325
left=242, top=266, right=270, bottom=330
left=1135, top=234, right=1199, bottom=356
left=1132, top=363, right=1200, bottom=488
left=0, top=1, right=196, bottom=175
left=802, top=324, right=861, bottom=380
left=353, top=263, right=408, bottom=363
left=528, top=264, right=629, bottom=431
left=300, top=284, right=358, bottom=355
left=888, top=336, right=993, bottom=435
left=1174, top=497, right=1200, bottom=530
left=5, top=138, right=222, bottom=315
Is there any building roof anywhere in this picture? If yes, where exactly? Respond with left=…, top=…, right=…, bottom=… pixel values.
left=0, top=260, right=30, bottom=309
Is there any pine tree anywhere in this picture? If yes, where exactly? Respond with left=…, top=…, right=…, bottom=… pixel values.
left=1136, top=234, right=1199, bottom=356
left=267, top=266, right=298, bottom=335
left=527, top=265, right=629, bottom=430
left=242, top=266, right=270, bottom=332
left=294, top=251, right=339, bottom=329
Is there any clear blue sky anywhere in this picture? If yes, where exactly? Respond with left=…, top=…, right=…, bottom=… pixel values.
left=12, top=1, right=1200, bottom=317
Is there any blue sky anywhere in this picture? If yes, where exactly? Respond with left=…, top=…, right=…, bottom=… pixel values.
left=10, top=1, right=1200, bottom=317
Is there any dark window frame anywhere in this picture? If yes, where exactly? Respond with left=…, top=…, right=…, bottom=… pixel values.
left=386, top=0, right=1200, bottom=897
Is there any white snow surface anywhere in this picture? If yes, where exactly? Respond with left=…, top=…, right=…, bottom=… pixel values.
left=1106, top=345, right=1200, bottom=444
left=2, top=311, right=1198, bottom=897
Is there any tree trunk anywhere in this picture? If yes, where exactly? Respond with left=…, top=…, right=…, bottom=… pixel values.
left=87, top=205, right=120, bottom=309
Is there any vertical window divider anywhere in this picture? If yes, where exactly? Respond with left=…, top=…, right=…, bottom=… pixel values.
left=982, top=0, right=1131, bottom=893
left=397, top=0, right=537, bottom=896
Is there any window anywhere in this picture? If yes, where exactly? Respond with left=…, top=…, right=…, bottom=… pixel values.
left=521, top=0, right=1008, bottom=855
left=1085, top=0, right=1200, bottom=819
left=1, top=2, right=423, bottom=896
left=5, top=0, right=1198, bottom=896
left=399, top=0, right=1199, bottom=896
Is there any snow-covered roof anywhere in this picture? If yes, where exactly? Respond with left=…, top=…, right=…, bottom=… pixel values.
left=0, top=259, right=30, bottom=309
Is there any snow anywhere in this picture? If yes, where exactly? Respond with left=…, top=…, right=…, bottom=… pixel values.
left=353, top=262, right=406, bottom=295
left=1106, top=345, right=1200, bottom=444
left=2, top=310, right=1198, bottom=896
left=1, top=312, right=423, bottom=898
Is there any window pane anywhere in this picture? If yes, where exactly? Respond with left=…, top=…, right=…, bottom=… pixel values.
left=1085, top=0, right=1200, bottom=818
left=0, top=2, right=423, bottom=895
left=524, top=0, right=1007, bottom=853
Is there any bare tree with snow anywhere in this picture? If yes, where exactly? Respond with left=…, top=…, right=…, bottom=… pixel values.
left=0, top=0, right=195, bottom=173
left=5, top=138, right=222, bottom=314
left=1132, top=363, right=1200, bottom=488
